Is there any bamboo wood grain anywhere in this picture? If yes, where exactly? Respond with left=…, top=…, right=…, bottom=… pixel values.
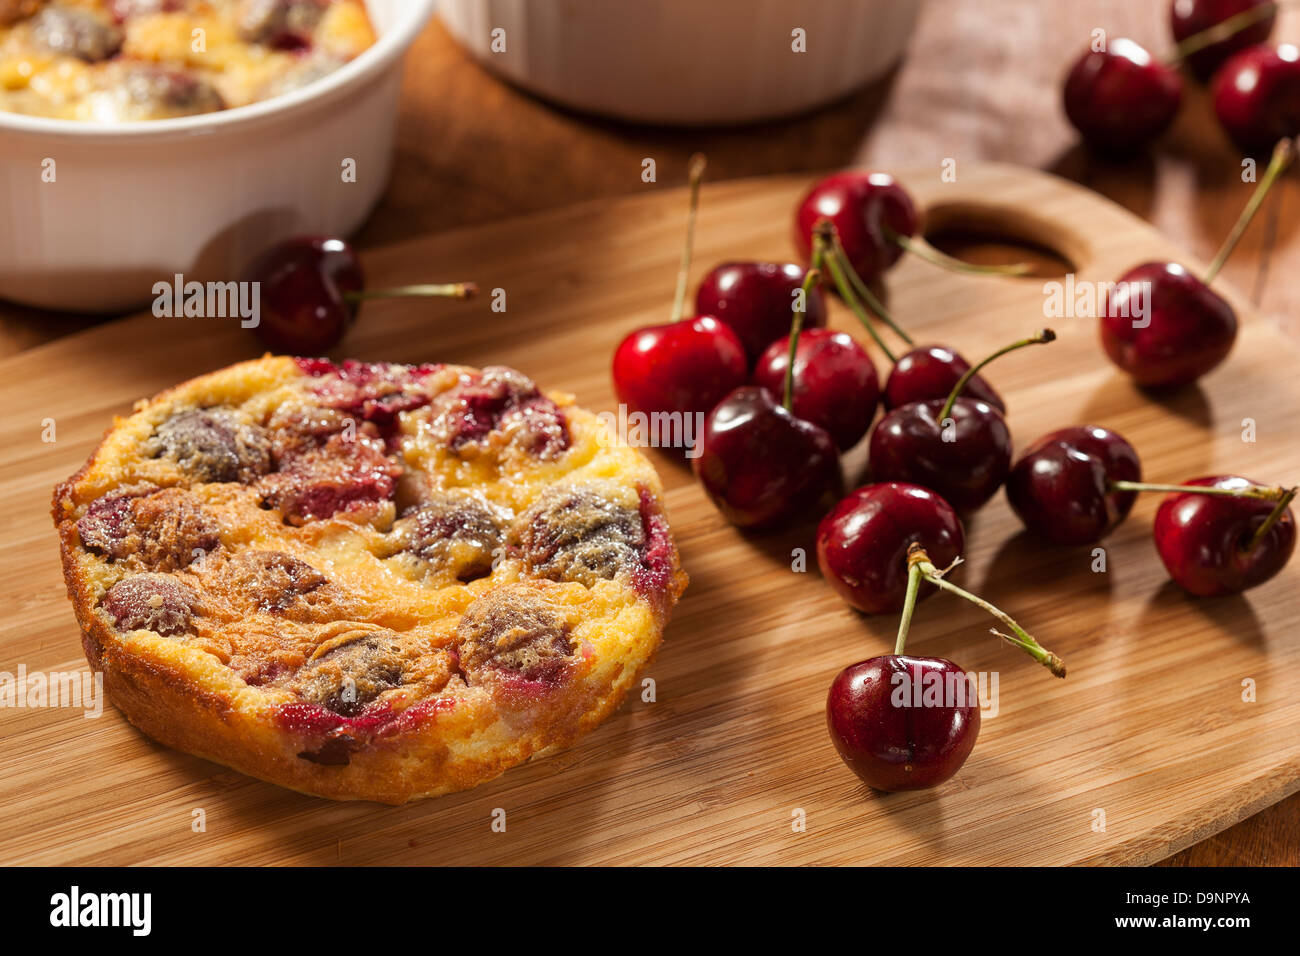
left=0, top=164, right=1296, bottom=865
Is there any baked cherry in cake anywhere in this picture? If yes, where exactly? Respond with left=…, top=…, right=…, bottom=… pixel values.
left=53, top=356, right=686, bottom=802
left=0, top=1, right=377, bottom=120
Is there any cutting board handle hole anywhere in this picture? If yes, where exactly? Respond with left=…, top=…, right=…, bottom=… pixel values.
left=922, top=201, right=1081, bottom=279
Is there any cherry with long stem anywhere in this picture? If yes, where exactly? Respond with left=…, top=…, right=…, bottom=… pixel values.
left=905, top=543, right=1067, bottom=677
left=1168, top=1, right=1281, bottom=68
left=1110, top=479, right=1293, bottom=502
left=1204, top=138, right=1294, bottom=283
left=344, top=282, right=477, bottom=303
left=814, top=230, right=900, bottom=363
left=782, top=266, right=822, bottom=411
left=937, top=328, right=1056, bottom=423
left=818, top=221, right=914, bottom=350
left=882, top=225, right=1031, bottom=278
left=670, top=153, right=709, bottom=322
left=1248, top=486, right=1298, bottom=550
left=610, top=155, right=748, bottom=419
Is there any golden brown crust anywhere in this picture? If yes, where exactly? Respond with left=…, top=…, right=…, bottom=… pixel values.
left=53, top=356, right=686, bottom=803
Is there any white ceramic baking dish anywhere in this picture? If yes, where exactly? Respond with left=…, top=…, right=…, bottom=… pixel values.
left=0, top=0, right=437, bottom=312
left=439, top=0, right=923, bottom=126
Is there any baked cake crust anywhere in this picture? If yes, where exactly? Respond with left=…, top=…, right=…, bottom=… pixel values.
left=53, top=356, right=686, bottom=803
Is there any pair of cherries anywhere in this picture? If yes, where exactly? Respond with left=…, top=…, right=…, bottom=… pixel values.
left=1006, top=424, right=1297, bottom=596
left=1064, top=0, right=1296, bottom=154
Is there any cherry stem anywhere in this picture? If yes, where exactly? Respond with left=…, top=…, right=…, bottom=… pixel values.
left=670, top=153, right=708, bottom=323
left=818, top=233, right=899, bottom=363
left=1109, top=480, right=1292, bottom=502
left=1168, top=1, right=1282, bottom=65
left=1247, top=486, right=1298, bottom=552
left=938, top=328, right=1056, bottom=421
left=1204, top=138, right=1294, bottom=284
left=783, top=262, right=822, bottom=413
left=344, top=283, right=477, bottom=302
left=907, top=543, right=1066, bottom=678
left=884, top=227, right=1033, bottom=277
left=893, top=558, right=924, bottom=656
left=820, top=224, right=915, bottom=346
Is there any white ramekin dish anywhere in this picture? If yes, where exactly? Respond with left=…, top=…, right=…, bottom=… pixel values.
left=439, top=0, right=923, bottom=126
left=0, top=0, right=437, bottom=313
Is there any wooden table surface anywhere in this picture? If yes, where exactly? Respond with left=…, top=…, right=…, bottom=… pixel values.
left=1, top=0, right=1295, bottom=865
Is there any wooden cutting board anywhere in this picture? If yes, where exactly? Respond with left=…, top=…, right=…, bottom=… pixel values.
left=2, top=164, right=1297, bottom=866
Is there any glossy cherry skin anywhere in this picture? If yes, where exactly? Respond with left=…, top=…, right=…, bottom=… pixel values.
left=1100, top=261, right=1237, bottom=387
left=868, top=398, right=1012, bottom=512
left=1006, top=426, right=1142, bottom=545
left=1063, top=38, right=1184, bottom=152
left=827, top=655, right=980, bottom=791
left=695, top=261, right=828, bottom=365
left=1212, top=43, right=1300, bottom=154
left=692, top=386, right=841, bottom=528
left=1171, top=0, right=1277, bottom=80
left=882, top=344, right=1005, bottom=413
left=1154, top=475, right=1296, bottom=596
left=752, top=329, right=879, bottom=450
left=612, top=316, right=748, bottom=419
left=793, top=171, right=919, bottom=284
left=242, top=236, right=365, bottom=353
left=816, top=482, right=965, bottom=614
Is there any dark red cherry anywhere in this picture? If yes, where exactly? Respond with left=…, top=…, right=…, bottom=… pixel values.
left=1100, top=261, right=1237, bottom=387
left=695, top=261, right=828, bottom=364
left=692, top=386, right=840, bottom=528
left=827, top=655, right=980, bottom=791
left=1212, top=43, right=1300, bottom=153
left=1154, top=476, right=1296, bottom=596
left=882, top=344, right=1005, bottom=413
left=243, top=236, right=365, bottom=353
left=1006, top=425, right=1142, bottom=544
left=793, top=171, right=919, bottom=285
left=868, top=398, right=1012, bottom=512
left=1171, top=0, right=1277, bottom=80
left=752, top=328, right=879, bottom=450
left=1063, top=38, right=1184, bottom=152
left=612, top=317, right=748, bottom=418
left=816, top=482, right=964, bottom=614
